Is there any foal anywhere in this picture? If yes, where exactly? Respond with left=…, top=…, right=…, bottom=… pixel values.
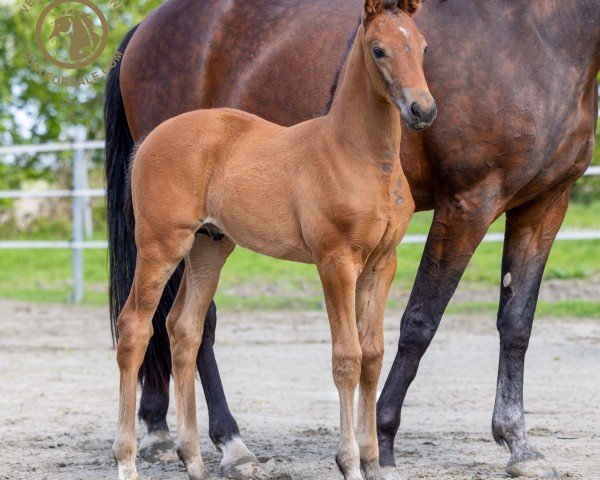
left=113, top=1, right=436, bottom=479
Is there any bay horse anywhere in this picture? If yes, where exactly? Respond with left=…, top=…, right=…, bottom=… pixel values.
left=105, top=0, right=600, bottom=478
left=112, top=1, right=435, bottom=479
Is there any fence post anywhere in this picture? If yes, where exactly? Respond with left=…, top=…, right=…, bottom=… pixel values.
left=71, top=142, right=86, bottom=303
left=82, top=151, right=94, bottom=239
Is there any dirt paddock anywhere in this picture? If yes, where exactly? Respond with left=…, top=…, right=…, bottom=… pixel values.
left=0, top=299, right=598, bottom=479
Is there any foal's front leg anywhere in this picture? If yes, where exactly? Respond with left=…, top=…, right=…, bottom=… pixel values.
left=355, top=253, right=397, bottom=480
left=167, top=235, right=235, bottom=480
left=317, top=250, right=363, bottom=480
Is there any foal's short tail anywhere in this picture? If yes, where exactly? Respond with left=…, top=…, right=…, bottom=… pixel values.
left=104, top=25, right=138, bottom=343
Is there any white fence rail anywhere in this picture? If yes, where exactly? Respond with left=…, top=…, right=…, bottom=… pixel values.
left=1, top=141, right=599, bottom=302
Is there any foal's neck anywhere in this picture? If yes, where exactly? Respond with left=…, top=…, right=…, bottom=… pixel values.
left=327, top=25, right=402, bottom=164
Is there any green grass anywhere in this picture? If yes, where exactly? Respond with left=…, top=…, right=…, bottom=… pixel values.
left=0, top=201, right=598, bottom=316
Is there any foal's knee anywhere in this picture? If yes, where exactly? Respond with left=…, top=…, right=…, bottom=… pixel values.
left=360, top=343, right=384, bottom=380
left=167, top=313, right=202, bottom=367
left=116, top=307, right=154, bottom=368
left=333, top=344, right=362, bottom=388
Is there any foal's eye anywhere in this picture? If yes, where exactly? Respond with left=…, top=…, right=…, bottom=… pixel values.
left=372, top=47, right=385, bottom=59
left=424, top=46, right=429, bottom=54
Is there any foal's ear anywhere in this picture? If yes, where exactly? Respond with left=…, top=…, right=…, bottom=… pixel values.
left=397, top=0, right=421, bottom=15
left=364, top=0, right=384, bottom=20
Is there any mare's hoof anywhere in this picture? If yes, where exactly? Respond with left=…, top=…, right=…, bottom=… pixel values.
left=221, top=454, right=267, bottom=480
left=138, top=430, right=178, bottom=463
left=381, top=467, right=403, bottom=480
left=506, top=457, right=559, bottom=478
left=361, top=458, right=386, bottom=480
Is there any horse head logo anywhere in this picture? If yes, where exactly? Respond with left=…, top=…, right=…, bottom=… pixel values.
left=35, top=0, right=108, bottom=69
left=47, top=8, right=101, bottom=62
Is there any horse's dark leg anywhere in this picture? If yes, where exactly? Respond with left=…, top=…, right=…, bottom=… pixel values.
left=492, top=190, right=568, bottom=478
left=198, top=302, right=265, bottom=479
left=377, top=191, right=497, bottom=468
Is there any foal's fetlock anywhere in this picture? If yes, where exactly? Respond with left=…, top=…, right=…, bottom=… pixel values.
left=336, top=449, right=363, bottom=480
left=176, top=441, right=212, bottom=480
left=361, top=458, right=386, bottom=480
left=113, top=438, right=138, bottom=480
left=181, top=455, right=213, bottom=480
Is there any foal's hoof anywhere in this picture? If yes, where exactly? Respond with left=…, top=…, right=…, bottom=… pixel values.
left=335, top=455, right=364, bottom=480
left=138, top=430, right=178, bottom=462
left=361, top=459, right=386, bottom=480
left=506, top=457, right=559, bottom=478
left=187, top=460, right=214, bottom=480
left=221, top=454, right=266, bottom=480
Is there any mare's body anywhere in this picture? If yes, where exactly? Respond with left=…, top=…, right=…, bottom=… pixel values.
left=105, top=0, right=600, bottom=477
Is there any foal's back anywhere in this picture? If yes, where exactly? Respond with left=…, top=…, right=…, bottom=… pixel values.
left=131, top=108, right=331, bottom=262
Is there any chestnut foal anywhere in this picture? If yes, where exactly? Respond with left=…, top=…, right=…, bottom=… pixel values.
left=113, top=1, right=435, bottom=479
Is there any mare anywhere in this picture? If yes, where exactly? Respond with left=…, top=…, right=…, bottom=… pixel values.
left=105, top=0, right=599, bottom=478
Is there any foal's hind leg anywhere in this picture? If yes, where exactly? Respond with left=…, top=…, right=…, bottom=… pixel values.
left=492, top=190, right=568, bottom=479
left=355, top=253, right=396, bottom=480
left=167, top=234, right=235, bottom=480
left=113, top=230, right=196, bottom=480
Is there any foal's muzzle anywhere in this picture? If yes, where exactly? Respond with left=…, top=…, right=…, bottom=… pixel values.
left=394, top=88, right=437, bottom=131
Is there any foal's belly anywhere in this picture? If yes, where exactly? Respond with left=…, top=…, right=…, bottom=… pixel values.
left=203, top=185, right=313, bottom=264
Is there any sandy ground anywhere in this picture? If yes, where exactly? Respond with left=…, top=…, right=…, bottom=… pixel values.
left=0, top=299, right=598, bottom=480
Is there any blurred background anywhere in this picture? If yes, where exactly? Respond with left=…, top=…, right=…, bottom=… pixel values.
left=0, top=0, right=599, bottom=317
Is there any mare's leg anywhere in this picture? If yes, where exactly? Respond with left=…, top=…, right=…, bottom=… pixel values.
left=317, top=249, right=363, bottom=480
left=377, top=191, right=498, bottom=467
left=113, top=229, right=196, bottom=480
left=167, top=234, right=235, bottom=480
left=356, top=253, right=397, bottom=480
left=492, top=190, right=568, bottom=478
left=198, top=302, right=265, bottom=480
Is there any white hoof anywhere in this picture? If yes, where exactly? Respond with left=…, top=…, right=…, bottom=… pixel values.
left=220, top=437, right=266, bottom=480
left=507, top=457, right=559, bottom=478
left=138, top=430, right=178, bottom=462
left=117, top=462, right=139, bottom=480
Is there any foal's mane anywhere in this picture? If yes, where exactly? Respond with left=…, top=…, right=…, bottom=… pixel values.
left=321, top=17, right=361, bottom=116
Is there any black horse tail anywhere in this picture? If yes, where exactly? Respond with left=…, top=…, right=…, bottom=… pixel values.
left=105, top=25, right=138, bottom=344
left=105, top=25, right=176, bottom=393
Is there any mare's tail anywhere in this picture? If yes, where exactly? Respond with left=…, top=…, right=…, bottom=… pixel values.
left=105, top=25, right=138, bottom=342
left=105, top=26, right=177, bottom=393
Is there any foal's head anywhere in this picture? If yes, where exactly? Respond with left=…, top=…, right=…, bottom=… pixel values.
left=362, top=0, right=436, bottom=130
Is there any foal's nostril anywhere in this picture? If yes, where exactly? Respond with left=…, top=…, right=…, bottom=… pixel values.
left=410, top=102, right=422, bottom=118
